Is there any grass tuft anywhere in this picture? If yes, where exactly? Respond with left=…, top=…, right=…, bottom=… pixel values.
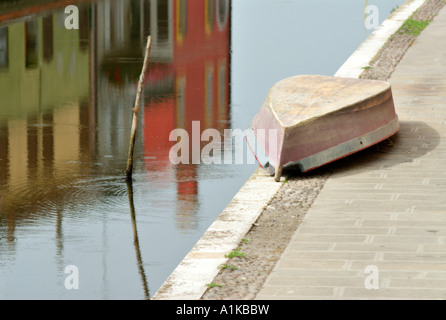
left=398, top=19, right=430, bottom=36
left=225, top=247, right=246, bottom=259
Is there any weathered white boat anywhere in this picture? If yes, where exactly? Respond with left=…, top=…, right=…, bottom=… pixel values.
left=246, top=75, right=400, bottom=181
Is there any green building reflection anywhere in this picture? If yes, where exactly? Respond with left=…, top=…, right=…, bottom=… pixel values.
left=0, top=7, right=92, bottom=241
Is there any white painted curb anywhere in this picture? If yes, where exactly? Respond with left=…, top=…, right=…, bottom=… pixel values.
left=335, top=0, right=426, bottom=78
left=151, top=0, right=426, bottom=301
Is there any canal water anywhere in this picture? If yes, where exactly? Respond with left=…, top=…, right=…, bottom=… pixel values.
left=0, top=0, right=405, bottom=299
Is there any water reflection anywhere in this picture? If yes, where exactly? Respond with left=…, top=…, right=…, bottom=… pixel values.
left=0, top=0, right=231, bottom=299
left=126, top=179, right=150, bottom=299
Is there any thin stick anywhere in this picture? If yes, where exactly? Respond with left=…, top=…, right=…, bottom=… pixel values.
left=126, top=35, right=152, bottom=180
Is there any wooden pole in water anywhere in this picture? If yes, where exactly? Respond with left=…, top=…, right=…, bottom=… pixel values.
left=126, top=35, right=152, bottom=181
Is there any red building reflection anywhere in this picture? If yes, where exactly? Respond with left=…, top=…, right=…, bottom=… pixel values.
left=142, top=0, right=230, bottom=229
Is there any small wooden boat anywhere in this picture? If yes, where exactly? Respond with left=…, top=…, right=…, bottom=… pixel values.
left=246, top=75, right=399, bottom=181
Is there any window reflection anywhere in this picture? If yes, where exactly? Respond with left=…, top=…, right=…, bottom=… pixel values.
left=78, top=6, right=89, bottom=52
left=216, top=0, right=229, bottom=30
left=42, top=16, right=53, bottom=62
left=205, top=0, right=215, bottom=34
left=0, top=27, right=8, bottom=68
left=157, top=0, right=169, bottom=42
left=176, top=0, right=187, bottom=45
left=142, top=0, right=152, bottom=41
left=205, top=63, right=214, bottom=127
left=25, top=20, right=38, bottom=68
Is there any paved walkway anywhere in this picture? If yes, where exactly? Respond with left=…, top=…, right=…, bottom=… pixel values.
left=256, top=6, right=446, bottom=300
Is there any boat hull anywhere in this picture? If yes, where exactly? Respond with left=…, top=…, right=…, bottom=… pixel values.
left=248, top=75, right=400, bottom=181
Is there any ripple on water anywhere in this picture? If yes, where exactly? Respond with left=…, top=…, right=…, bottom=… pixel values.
left=0, top=163, right=179, bottom=230
left=59, top=176, right=131, bottom=215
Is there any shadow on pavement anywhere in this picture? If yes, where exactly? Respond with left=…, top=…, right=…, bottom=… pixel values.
left=282, top=120, right=441, bottom=179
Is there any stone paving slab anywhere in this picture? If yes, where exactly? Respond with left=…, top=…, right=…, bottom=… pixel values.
left=255, top=5, right=446, bottom=300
